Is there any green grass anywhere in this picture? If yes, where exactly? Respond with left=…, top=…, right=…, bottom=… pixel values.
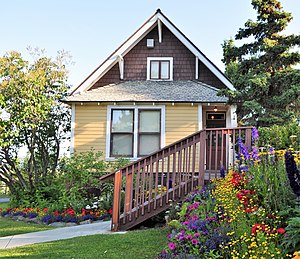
left=0, top=228, right=168, bottom=259
left=0, top=218, right=54, bottom=237
left=0, top=202, right=10, bottom=209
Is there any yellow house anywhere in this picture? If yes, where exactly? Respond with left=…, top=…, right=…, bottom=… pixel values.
left=64, top=9, right=237, bottom=161
left=64, top=10, right=254, bottom=231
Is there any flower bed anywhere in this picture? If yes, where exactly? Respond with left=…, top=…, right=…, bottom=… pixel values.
left=156, top=142, right=300, bottom=258
left=0, top=206, right=112, bottom=226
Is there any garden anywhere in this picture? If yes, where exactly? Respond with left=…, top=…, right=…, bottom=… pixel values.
left=155, top=125, right=300, bottom=259
left=0, top=124, right=299, bottom=259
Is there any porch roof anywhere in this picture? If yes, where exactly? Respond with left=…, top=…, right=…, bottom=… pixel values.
left=63, top=80, right=228, bottom=103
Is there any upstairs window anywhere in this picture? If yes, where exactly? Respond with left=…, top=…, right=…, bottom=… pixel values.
left=147, top=57, right=173, bottom=80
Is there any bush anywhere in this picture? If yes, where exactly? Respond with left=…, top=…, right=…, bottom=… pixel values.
left=8, top=150, right=129, bottom=212
left=258, top=122, right=300, bottom=150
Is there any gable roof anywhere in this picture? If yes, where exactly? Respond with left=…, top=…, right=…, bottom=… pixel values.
left=70, top=9, right=235, bottom=95
left=64, top=80, right=228, bottom=103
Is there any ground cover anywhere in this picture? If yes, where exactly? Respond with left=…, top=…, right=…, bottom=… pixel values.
left=0, top=228, right=168, bottom=259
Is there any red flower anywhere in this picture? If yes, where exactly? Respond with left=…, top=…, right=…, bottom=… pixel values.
left=277, top=228, right=285, bottom=234
left=252, top=223, right=266, bottom=235
left=54, top=210, right=59, bottom=216
left=67, top=208, right=75, bottom=216
left=109, top=208, right=113, bottom=215
left=43, top=208, right=48, bottom=213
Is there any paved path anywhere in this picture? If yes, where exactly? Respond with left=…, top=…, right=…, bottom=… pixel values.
left=0, top=198, right=9, bottom=203
left=0, top=220, right=126, bottom=249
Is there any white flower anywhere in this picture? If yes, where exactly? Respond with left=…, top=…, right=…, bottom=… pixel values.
left=85, top=205, right=91, bottom=209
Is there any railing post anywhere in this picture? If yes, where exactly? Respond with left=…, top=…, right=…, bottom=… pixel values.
left=112, top=170, right=122, bottom=232
left=124, top=172, right=133, bottom=214
left=199, top=131, right=205, bottom=186
left=245, top=127, right=252, bottom=150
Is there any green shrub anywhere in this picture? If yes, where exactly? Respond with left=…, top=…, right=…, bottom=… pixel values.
left=258, top=122, right=300, bottom=150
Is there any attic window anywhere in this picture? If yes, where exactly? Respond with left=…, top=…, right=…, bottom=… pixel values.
left=147, top=57, right=173, bottom=80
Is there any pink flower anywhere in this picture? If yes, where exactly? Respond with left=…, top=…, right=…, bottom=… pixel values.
left=168, top=242, right=176, bottom=250
left=193, top=233, right=200, bottom=237
left=191, top=239, right=198, bottom=245
left=277, top=228, right=285, bottom=234
left=185, top=235, right=193, bottom=240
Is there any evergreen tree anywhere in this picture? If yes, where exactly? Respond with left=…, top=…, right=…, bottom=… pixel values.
left=221, top=0, right=300, bottom=126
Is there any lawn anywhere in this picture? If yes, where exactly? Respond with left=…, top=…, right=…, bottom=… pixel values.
left=0, top=217, right=54, bottom=237
left=0, top=228, right=168, bottom=259
left=0, top=202, right=10, bottom=209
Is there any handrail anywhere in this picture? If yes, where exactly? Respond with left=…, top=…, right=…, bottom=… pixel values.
left=100, top=126, right=253, bottom=182
left=101, top=126, right=253, bottom=231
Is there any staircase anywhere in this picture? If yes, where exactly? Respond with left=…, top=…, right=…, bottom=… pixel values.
left=100, top=127, right=253, bottom=231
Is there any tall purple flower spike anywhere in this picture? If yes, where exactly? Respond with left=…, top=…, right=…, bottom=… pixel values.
left=284, top=150, right=300, bottom=197
left=252, top=127, right=259, bottom=144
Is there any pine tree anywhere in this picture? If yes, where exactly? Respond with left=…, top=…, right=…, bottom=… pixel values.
left=221, top=0, right=300, bottom=126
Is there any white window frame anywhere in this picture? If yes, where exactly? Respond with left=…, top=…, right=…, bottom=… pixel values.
left=147, top=57, right=173, bottom=81
left=106, top=105, right=166, bottom=160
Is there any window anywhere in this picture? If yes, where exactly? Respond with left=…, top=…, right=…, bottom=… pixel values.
left=138, top=110, right=161, bottom=156
left=108, top=106, right=165, bottom=159
left=111, top=109, right=134, bottom=156
left=147, top=57, right=173, bottom=80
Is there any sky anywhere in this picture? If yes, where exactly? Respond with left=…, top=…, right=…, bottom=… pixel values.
left=1, top=0, right=300, bottom=89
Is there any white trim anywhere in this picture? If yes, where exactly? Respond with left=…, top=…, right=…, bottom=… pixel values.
left=72, top=11, right=235, bottom=94
left=146, top=57, right=173, bottom=80
left=70, top=104, right=76, bottom=154
left=198, top=104, right=203, bottom=130
left=195, top=56, right=199, bottom=80
left=118, top=55, right=124, bottom=80
left=158, top=19, right=162, bottom=43
left=106, top=105, right=166, bottom=160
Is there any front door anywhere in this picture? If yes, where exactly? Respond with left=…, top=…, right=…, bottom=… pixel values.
left=206, top=112, right=226, bottom=172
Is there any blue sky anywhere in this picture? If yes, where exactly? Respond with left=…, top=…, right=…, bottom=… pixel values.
left=1, top=0, right=299, bottom=88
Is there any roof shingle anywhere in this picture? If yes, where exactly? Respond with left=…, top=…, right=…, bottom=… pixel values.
left=64, top=80, right=228, bottom=103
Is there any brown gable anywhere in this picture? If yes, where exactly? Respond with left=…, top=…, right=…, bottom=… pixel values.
left=198, top=61, right=227, bottom=89
left=89, top=24, right=226, bottom=91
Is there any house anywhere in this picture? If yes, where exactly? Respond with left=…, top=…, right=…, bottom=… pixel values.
left=64, top=9, right=238, bottom=161
left=64, top=10, right=252, bottom=231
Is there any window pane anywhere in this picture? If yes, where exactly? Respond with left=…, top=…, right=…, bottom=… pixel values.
left=139, top=110, right=160, bottom=132
left=112, top=110, right=133, bottom=132
left=111, top=134, right=133, bottom=156
left=150, top=61, right=159, bottom=79
left=139, top=135, right=160, bottom=156
left=160, top=61, right=169, bottom=79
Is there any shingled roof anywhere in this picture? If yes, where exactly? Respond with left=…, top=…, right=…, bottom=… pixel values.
left=63, top=80, right=228, bottom=103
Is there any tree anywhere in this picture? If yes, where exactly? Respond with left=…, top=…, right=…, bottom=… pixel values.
left=0, top=49, right=71, bottom=201
left=221, top=0, right=300, bottom=126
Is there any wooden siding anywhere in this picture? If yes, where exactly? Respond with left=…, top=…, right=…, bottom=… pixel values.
left=90, top=24, right=227, bottom=90
left=165, top=104, right=198, bottom=145
left=198, top=61, right=226, bottom=89
left=74, top=104, right=107, bottom=154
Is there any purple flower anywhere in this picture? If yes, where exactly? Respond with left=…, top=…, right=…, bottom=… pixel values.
left=220, top=166, right=225, bottom=178
left=252, top=127, right=259, bottom=144
left=168, top=242, right=176, bottom=250
left=269, top=147, right=274, bottom=154
left=237, top=137, right=250, bottom=161
left=185, top=235, right=193, bottom=240
left=251, top=147, right=260, bottom=162
left=284, top=151, right=300, bottom=196
left=191, top=239, right=198, bottom=245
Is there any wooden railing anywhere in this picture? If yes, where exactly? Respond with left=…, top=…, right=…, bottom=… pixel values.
left=100, top=127, right=253, bottom=231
